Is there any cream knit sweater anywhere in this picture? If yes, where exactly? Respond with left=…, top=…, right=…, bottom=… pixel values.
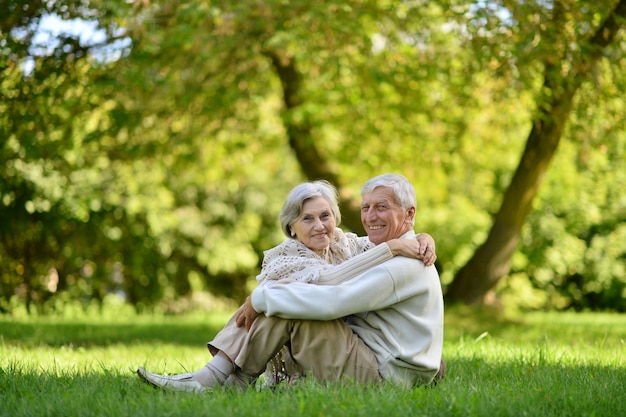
left=255, top=228, right=395, bottom=286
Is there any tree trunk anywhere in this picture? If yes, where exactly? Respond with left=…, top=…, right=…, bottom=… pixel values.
left=445, top=0, right=626, bottom=304
left=446, top=82, right=576, bottom=303
left=266, top=50, right=364, bottom=233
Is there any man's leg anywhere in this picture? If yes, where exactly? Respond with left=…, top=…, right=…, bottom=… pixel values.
left=288, top=319, right=382, bottom=383
left=233, top=316, right=382, bottom=384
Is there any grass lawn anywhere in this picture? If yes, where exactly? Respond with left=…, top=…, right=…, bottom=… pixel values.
left=0, top=304, right=624, bottom=417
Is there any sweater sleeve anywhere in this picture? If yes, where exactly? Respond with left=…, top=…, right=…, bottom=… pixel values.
left=251, top=257, right=435, bottom=320
left=251, top=263, right=399, bottom=320
left=315, top=243, right=393, bottom=285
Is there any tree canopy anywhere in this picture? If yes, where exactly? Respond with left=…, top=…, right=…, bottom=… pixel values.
left=1, top=0, right=625, bottom=313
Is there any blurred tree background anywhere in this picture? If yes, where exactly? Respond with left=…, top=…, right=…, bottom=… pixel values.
left=1, top=0, right=624, bottom=314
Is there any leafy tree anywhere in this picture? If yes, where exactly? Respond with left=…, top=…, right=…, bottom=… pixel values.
left=445, top=0, right=626, bottom=304
left=1, top=0, right=624, bottom=313
left=0, top=0, right=134, bottom=312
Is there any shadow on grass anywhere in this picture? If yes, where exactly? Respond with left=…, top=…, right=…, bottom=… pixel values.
left=443, top=305, right=626, bottom=347
left=0, top=320, right=226, bottom=348
left=2, top=307, right=624, bottom=351
left=0, top=306, right=519, bottom=349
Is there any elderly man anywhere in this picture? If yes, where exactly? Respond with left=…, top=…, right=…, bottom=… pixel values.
left=140, top=173, right=444, bottom=390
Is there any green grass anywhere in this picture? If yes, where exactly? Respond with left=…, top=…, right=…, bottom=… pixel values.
left=1, top=305, right=624, bottom=417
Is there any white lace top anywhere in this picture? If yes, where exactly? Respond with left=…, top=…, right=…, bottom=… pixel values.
left=256, top=228, right=375, bottom=286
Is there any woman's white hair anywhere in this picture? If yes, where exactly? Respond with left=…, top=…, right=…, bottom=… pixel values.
left=279, top=180, right=341, bottom=238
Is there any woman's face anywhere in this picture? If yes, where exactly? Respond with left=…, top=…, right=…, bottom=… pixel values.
left=290, top=197, right=336, bottom=253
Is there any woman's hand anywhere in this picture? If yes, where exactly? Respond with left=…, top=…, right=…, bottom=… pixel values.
left=387, top=234, right=437, bottom=266
left=416, top=233, right=437, bottom=266
left=235, top=296, right=259, bottom=331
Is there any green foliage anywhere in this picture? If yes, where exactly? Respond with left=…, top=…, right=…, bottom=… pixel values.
left=429, top=0, right=626, bottom=309
left=1, top=0, right=625, bottom=311
left=505, top=83, right=626, bottom=311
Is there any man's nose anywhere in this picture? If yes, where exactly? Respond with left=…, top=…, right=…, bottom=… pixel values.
left=363, top=207, right=376, bottom=221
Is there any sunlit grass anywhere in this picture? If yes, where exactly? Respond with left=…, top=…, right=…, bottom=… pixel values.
left=1, top=304, right=624, bottom=417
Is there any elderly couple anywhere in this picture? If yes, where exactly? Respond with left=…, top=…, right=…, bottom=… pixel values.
left=137, top=173, right=445, bottom=391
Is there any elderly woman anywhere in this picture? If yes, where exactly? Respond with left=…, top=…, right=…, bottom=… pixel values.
left=137, top=180, right=436, bottom=391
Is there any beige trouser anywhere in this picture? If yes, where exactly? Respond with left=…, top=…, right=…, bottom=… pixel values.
left=208, top=310, right=382, bottom=383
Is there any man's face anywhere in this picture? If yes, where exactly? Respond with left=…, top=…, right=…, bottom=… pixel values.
left=360, top=186, right=414, bottom=245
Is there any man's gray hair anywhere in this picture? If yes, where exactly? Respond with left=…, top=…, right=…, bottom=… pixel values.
left=361, top=173, right=416, bottom=224
left=279, top=180, right=341, bottom=238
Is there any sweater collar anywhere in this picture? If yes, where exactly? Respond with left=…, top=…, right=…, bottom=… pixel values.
left=398, top=230, right=416, bottom=240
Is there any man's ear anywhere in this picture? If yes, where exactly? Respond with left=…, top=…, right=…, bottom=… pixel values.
left=406, top=206, right=416, bottom=223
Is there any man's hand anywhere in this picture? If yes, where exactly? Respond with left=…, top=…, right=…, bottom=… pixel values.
left=235, top=296, right=259, bottom=331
